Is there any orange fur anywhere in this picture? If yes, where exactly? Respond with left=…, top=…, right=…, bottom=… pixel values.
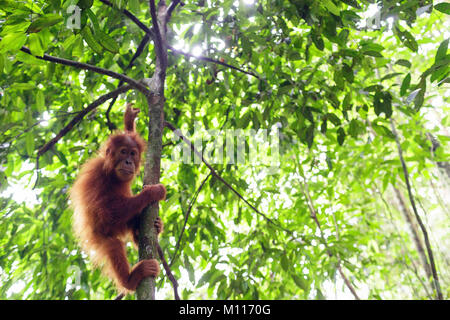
left=70, top=107, right=165, bottom=293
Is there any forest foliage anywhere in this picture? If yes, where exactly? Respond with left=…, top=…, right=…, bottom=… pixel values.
left=0, top=0, right=449, bottom=299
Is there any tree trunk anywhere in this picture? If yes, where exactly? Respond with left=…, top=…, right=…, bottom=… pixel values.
left=136, top=95, right=165, bottom=300
left=136, top=0, right=170, bottom=300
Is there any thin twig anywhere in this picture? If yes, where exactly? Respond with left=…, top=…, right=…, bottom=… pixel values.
left=114, top=293, right=125, bottom=300
left=168, top=46, right=261, bottom=79
left=170, top=173, right=212, bottom=266
left=299, top=174, right=360, bottom=300
left=393, top=187, right=433, bottom=282
left=390, top=119, right=443, bottom=300
left=374, top=187, right=433, bottom=299
left=3, top=120, right=44, bottom=145
left=156, top=242, right=180, bottom=300
left=164, top=121, right=293, bottom=235
left=99, top=0, right=154, bottom=36
left=330, top=210, right=363, bottom=300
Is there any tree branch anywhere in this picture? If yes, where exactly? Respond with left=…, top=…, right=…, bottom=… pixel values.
left=34, top=85, right=133, bottom=189
left=299, top=175, right=360, bottom=300
left=36, top=85, right=133, bottom=158
left=390, top=120, right=443, bottom=300
left=149, top=0, right=164, bottom=61
left=394, top=187, right=433, bottom=282
left=99, top=0, right=154, bottom=36
left=18, top=45, right=150, bottom=94
left=136, top=0, right=171, bottom=300
left=164, top=121, right=293, bottom=235
left=374, top=187, right=433, bottom=299
left=170, top=173, right=212, bottom=266
left=166, top=0, right=183, bottom=19
left=156, top=243, right=180, bottom=300
left=167, top=45, right=261, bottom=79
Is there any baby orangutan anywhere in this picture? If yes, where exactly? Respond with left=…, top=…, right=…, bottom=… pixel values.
left=70, top=104, right=166, bottom=293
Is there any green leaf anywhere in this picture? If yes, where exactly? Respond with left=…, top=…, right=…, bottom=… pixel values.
left=14, top=82, right=35, bottom=90
left=435, top=38, right=449, bottom=62
left=62, top=34, right=77, bottom=51
left=414, top=80, right=426, bottom=110
left=363, top=50, right=383, bottom=57
left=301, top=107, right=314, bottom=123
left=435, top=3, right=450, bottom=14
left=36, top=90, right=45, bottom=112
left=361, top=43, right=384, bottom=52
left=72, top=34, right=84, bottom=57
left=281, top=254, right=289, bottom=271
left=78, top=0, right=94, bottom=9
left=27, top=14, right=63, bottom=33
left=374, top=91, right=392, bottom=118
left=0, top=33, right=27, bottom=53
left=337, top=127, right=346, bottom=145
left=52, top=149, right=68, bottom=166
left=326, top=155, right=333, bottom=170
left=348, top=119, right=364, bottom=138
left=337, top=29, right=349, bottom=44
left=97, top=31, right=119, bottom=54
left=323, top=0, right=341, bottom=16
left=15, top=51, right=45, bottom=65
left=342, top=64, right=354, bottom=83
left=80, top=26, right=103, bottom=54
left=395, top=27, right=418, bottom=52
left=197, top=269, right=215, bottom=288
left=395, top=59, right=412, bottom=68
left=184, top=256, right=195, bottom=284
left=320, top=118, right=327, bottom=134
left=25, top=132, right=34, bottom=156
left=311, top=33, right=324, bottom=51
left=324, top=17, right=337, bottom=37
left=305, top=124, right=315, bottom=149
left=129, top=0, right=140, bottom=14
left=430, top=63, right=449, bottom=83
left=372, top=123, right=395, bottom=139
left=421, top=56, right=450, bottom=78
left=28, top=33, right=44, bottom=57
left=85, top=8, right=101, bottom=34
left=383, top=91, right=393, bottom=118
left=364, top=85, right=383, bottom=92
left=400, top=73, right=411, bottom=96
left=381, top=73, right=402, bottom=82
left=326, top=113, right=341, bottom=126
left=293, top=275, right=308, bottom=291
left=316, top=288, right=326, bottom=300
